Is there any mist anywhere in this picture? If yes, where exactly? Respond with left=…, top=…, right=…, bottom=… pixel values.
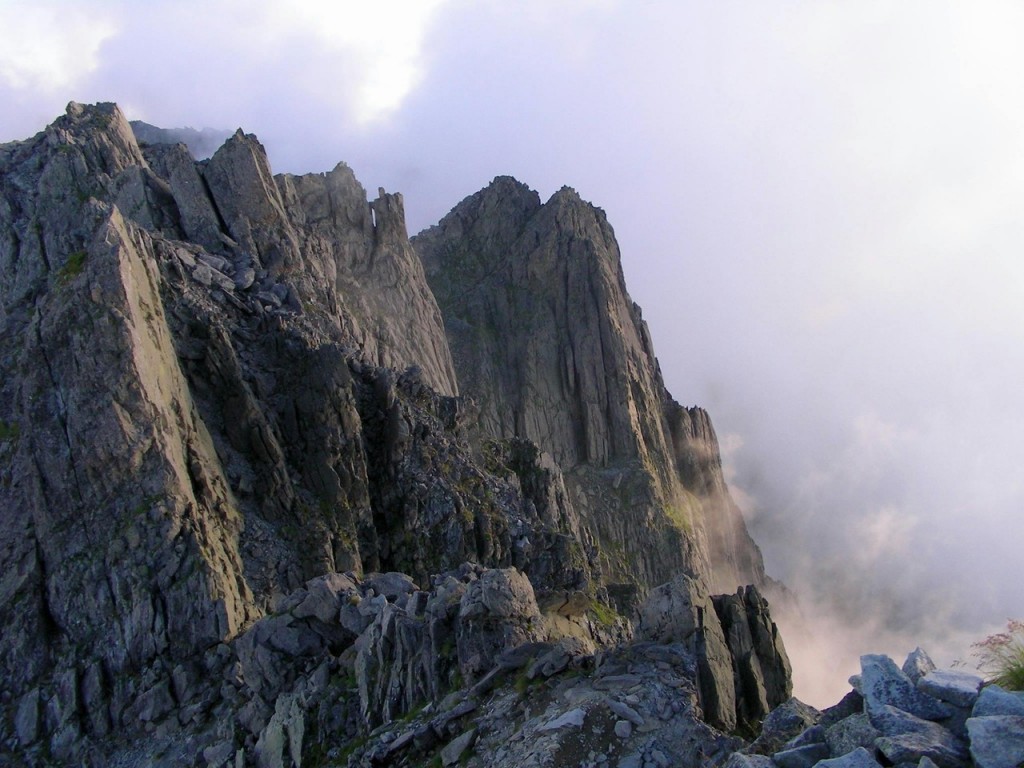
left=3, top=1, right=1023, bottom=708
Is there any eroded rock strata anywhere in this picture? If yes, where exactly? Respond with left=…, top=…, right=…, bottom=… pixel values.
left=0, top=101, right=787, bottom=766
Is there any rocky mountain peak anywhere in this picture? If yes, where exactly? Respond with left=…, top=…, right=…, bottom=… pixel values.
left=0, top=102, right=788, bottom=766
left=203, top=127, right=298, bottom=275
left=415, top=177, right=768, bottom=594
left=56, top=101, right=146, bottom=174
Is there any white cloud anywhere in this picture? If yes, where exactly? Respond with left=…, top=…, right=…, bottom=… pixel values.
left=0, top=4, right=117, bottom=91
left=262, top=0, right=451, bottom=125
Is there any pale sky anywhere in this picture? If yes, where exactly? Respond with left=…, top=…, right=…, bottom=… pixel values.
left=2, top=0, right=1023, bottom=706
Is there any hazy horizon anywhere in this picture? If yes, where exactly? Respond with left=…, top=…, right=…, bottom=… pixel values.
left=3, top=0, right=1022, bottom=707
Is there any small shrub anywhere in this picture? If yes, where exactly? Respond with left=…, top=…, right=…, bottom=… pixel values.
left=973, top=619, right=1024, bottom=690
left=57, top=251, right=87, bottom=284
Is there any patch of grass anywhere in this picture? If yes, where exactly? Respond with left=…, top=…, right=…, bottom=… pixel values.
left=588, top=600, right=619, bottom=628
left=0, top=421, right=19, bottom=443
left=514, top=670, right=530, bottom=695
left=513, top=669, right=545, bottom=696
left=57, top=251, right=87, bottom=284
left=663, top=499, right=694, bottom=536
left=334, top=734, right=368, bottom=764
left=131, top=494, right=161, bottom=517
left=974, top=619, right=1024, bottom=690
left=400, top=701, right=426, bottom=723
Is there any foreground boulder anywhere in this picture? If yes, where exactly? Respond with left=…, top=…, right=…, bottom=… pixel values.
left=734, top=648, right=1024, bottom=768
left=638, top=574, right=791, bottom=731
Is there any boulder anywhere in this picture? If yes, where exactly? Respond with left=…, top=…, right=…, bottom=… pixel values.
left=441, top=728, right=477, bottom=766
left=918, top=669, right=983, bottom=708
left=973, top=685, right=1024, bottom=718
left=723, top=755, right=775, bottom=768
left=966, top=715, right=1024, bottom=768
left=875, top=731, right=969, bottom=768
left=815, top=747, right=883, bottom=767
left=254, top=693, right=304, bottom=768
left=607, top=699, right=645, bottom=726
left=782, top=723, right=826, bottom=749
left=772, top=742, right=829, bottom=768
left=540, top=708, right=586, bottom=731
left=745, top=697, right=820, bottom=756
left=859, top=654, right=951, bottom=720
left=713, top=585, right=792, bottom=727
left=824, top=712, right=879, bottom=757
left=202, top=740, right=235, bottom=768
left=457, top=567, right=543, bottom=680
left=638, top=573, right=736, bottom=730
left=292, top=572, right=359, bottom=624
left=363, top=572, right=419, bottom=603
left=869, top=704, right=968, bottom=768
left=14, top=689, right=40, bottom=745
left=902, top=647, right=937, bottom=685
left=819, top=690, right=865, bottom=727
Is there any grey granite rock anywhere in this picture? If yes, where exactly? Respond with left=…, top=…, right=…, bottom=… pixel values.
left=966, top=715, right=1024, bottom=768
left=14, top=689, right=40, bottom=746
left=783, top=723, right=826, bottom=749
left=902, top=647, right=937, bottom=685
left=870, top=705, right=968, bottom=768
left=441, top=728, right=477, bottom=766
left=746, top=697, right=820, bottom=756
left=918, top=669, right=983, bottom=708
left=713, top=585, right=793, bottom=728
left=825, top=712, right=880, bottom=757
left=772, top=742, right=830, bottom=768
left=637, top=573, right=736, bottom=730
left=540, top=708, right=586, bottom=731
left=860, top=655, right=951, bottom=720
left=815, top=747, right=883, bottom=767
left=723, top=754, right=775, bottom=768
left=973, top=685, right=1024, bottom=718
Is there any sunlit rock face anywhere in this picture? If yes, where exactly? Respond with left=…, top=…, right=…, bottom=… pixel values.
left=415, top=175, right=769, bottom=595
left=0, top=101, right=784, bottom=765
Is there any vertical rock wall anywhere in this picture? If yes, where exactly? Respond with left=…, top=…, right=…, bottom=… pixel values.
left=414, top=176, right=768, bottom=594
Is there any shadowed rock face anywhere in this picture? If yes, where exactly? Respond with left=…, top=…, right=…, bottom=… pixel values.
left=0, top=102, right=788, bottom=765
left=415, top=176, right=768, bottom=594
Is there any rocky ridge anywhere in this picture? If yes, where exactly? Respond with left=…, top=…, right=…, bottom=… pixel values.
left=0, top=101, right=786, bottom=765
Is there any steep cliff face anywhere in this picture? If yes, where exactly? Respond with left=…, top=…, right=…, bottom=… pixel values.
left=0, top=102, right=788, bottom=766
left=414, top=176, right=767, bottom=594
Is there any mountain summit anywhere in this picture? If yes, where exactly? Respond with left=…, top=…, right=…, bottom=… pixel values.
left=0, top=102, right=788, bottom=766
